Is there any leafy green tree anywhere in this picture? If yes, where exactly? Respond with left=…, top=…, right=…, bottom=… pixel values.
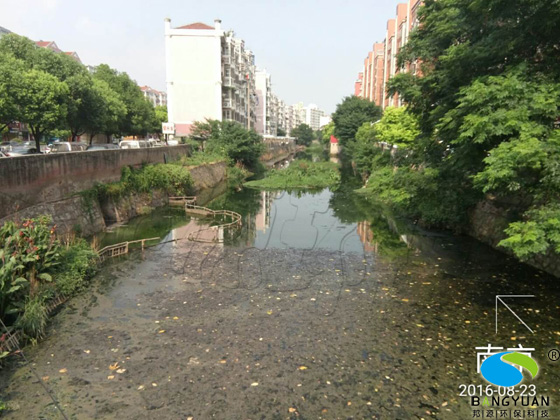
left=190, top=119, right=264, bottom=168
left=331, top=96, right=381, bottom=146
left=374, top=107, right=419, bottom=148
left=206, top=121, right=265, bottom=168
left=93, top=64, right=155, bottom=136
left=384, top=0, right=560, bottom=260
left=276, top=127, right=286, bottom=137
left=321, top=121, right=335, bottom=144
left=0, top=33, right=37, bottom=63
left=290, top=123, right=314, bottom=146
left=65, top=73, right=101, bottom=141
left=89, top=79, right=127, bottom=144
left=153, top=105, right=168, bottom=137
left=0, top=53, right=24, bottom=132
left=14, top=69, right=69, bottom=151
left=190, top=119, right=222, bottom=151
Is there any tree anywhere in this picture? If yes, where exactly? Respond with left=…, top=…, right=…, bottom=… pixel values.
left=374, top=107, right=419, bottom=148
left=153, top=105, right=168, bottom=138
left=290, top=123, right=314, bottom=146
left=276, top=127, right=286, bottom=137
left=331, top=96, right=382, bottom=146
left=93, top=64, right=155, bottom=136
left=321, top=121, right=335, bottom=144
left=88, top=79, right=126, bottom=144
left=190, top=119, right=222, bottom=151
left=14, top=69, right=69, bottom=151
left=384, top=0, right=560, bottom=260
left=65, top=73, right=101, bottom=141
left=191, top=119, right=265, bottom=168
left=0, top=53, right=24, bottom=133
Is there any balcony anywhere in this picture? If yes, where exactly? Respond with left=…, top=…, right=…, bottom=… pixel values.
left=222, top=55, right=231, bottom=65
left=223, top=99, right=233, bottom=109
left=223, top=77, right=234, bottom=88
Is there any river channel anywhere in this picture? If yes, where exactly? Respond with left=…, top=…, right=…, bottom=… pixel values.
left=1, top=162, right=559, bottom=419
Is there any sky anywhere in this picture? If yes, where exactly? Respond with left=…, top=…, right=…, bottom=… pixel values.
left=0, top=0, right=400, bottom=114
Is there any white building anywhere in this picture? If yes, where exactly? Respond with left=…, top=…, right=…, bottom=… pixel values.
left=140, top=86, right=167, bottom=107
left=255, top=70, right=274, bottom=135
left=304, top=104, right=324, bottom=131
left=164, top=18, right=256, bottom=137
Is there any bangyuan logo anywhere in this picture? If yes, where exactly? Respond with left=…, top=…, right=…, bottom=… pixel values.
left=478, top=345, right=539, bottom=387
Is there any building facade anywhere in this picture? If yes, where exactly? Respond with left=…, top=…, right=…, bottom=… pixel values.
left=164, top=18, right=260, bottom=137
left=165, top=18, right=327, bottom=138
left=355, top=0, right=423, bottom=109
left=141, top=86, right=168, bottom=107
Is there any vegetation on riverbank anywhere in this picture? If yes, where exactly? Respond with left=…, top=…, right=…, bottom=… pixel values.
left=337, top=0, right=560, bottom=265
left=245, top=160, right=340, bottom=190
left=0, top=217, right=97, bottom=342
left=88, top=163, right=194, bottom=201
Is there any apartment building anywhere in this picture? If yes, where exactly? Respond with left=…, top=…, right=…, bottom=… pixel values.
left=354, top=72, right=363, bottom=97
left=164, top=17, right=327, bottom=138
left=141, top=86, right=167, bottom=107
left=304, top=104, right=324, bottom=131
left=356, top=0, right=422, bottom=109
left=164, top=18, right=257, bottom=136
left=255, top=70, right=273, bottom=135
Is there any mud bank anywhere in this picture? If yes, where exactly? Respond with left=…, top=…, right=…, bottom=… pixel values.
left=0, top=161, right=227, bottom=237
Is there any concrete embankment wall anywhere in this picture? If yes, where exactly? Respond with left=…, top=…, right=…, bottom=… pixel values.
left=0, top=142, right=300, bottom=237
left=0, top=146, right=191, bottom=220
left=469, top=199, right=560, bottom=278
left=0, top=146, right=227, bottom=237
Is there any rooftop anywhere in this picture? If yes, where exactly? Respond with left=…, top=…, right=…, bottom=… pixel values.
left=176, top=22, right=214, bottom=30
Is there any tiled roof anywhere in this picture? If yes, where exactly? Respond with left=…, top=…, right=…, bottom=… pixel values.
left=176, top=22, right=214, bottom=30
left=36, top=41, right=52, bottom=47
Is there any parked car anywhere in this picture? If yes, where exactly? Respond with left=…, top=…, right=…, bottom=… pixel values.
left=86, top=144, right=119, bottom=151
left=6, top=147, right=41, bottom=156
left=147, top=139, right=164, bottom=147
left=0, top=150, right=8, bottom=158
left=49, top=142, right=87, bottom=153
left=0, top=142, right=13, bottom=152
left=119, top=140, right=148, bottom=149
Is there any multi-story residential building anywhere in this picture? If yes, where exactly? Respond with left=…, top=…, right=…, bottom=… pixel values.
left=304, top=104, right=324, bottom=131
left=255, top=69, right=273, bottom=135
left=140, top=86, right=168, bottom=107
left=354, top=72, right=363, bottom=97
left=35, top=40, right=82, bottom=64
left=164, top=18, right=258, bottom=137
left=362, top=42, right=385, bottom=107
left=356, top=0, right=423, bottom=109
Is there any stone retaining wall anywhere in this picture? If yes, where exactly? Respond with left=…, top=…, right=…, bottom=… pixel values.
left=469, top=199, right=560, bottom=277
left=0, top=146, right=191, bottom=220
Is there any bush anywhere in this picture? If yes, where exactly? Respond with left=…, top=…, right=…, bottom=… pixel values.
left=0, top=217, right=60, bottom=323
left=15, top=296, right=48, bottom=338
left=95, top=163, right=194, bottom=200
left=54, top=239, right=98, bottom=296
left=0, top=217, right=98, bottom=340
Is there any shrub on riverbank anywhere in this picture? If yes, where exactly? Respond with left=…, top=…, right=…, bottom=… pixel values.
left=244, top=160, right=340, bottom=190
left=0, top=217, right=98, bottom=339
left=95, top=163, right=194, bottom=200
